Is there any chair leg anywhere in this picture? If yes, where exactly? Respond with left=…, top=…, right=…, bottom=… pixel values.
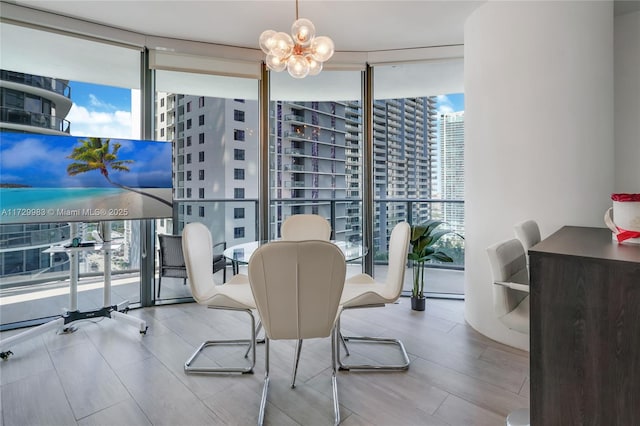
left=243, top=317, right=264, bottom=358
left=339, top=331, right=350, bottom=356
left=336, top=306, right=410, bottom=371
left=506, top=408, right=530, bottom=426
left=291, top=339, right=303, bottom=388
left=331, top=327, right=341, bottom=426
left=184, top=307, right=256, bottom=374
left=157, top=275, right=162, bottom=298
left=258, top=337, right=270, bottom=426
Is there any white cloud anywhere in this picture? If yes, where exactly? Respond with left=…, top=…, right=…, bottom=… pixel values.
left=67, top=103, right=132, bottom=139
left=88, top=94, right=118, bottom=110
left=436, top=94, right=455, bottom=115
left=0, top=137, right=50, bottom=169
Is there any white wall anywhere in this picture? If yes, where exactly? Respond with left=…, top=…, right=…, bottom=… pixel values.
left=464, top=1, right=614, bottom=350
left=614, top=10, right=640, bottom=192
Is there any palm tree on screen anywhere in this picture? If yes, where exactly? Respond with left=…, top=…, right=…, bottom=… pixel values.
left=67, top=137, right=172, bottom=207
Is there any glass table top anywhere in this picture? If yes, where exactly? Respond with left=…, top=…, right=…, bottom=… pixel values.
left=223, top=240, right=367, bottom=264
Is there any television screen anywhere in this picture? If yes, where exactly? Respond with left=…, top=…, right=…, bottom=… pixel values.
left=0, top=132, right=173, bottom=224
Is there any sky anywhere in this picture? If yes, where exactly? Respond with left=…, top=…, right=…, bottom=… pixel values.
left=436, top=93, right=464, bottom=115
left=66, top=82, right=134, bottom=139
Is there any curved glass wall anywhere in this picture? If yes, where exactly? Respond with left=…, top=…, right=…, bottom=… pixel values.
left=0, top=11, right=467, bottom=329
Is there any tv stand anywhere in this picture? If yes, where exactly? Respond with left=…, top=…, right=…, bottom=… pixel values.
left=0, top=222, right=147, bottom=361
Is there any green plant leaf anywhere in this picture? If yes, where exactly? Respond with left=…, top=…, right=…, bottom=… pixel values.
left=431, top=252, right=454, bottom=263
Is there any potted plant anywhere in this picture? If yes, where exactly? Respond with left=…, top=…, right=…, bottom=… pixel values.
left=408, top=219, right=460, bottom=311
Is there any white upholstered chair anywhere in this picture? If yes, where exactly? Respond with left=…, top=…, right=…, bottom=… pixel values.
left=248, top=240, right=346, bottom=426
left=514, top=220, right=541, bottom=266
left=337, top=221, right=411, bottom=371
left=280, top=213, right=332, bottom=385
left=486, top=238, right=530, bottom=426
left=486, top=238, right=530, bottom=334
left=181, top=222, right=257, bottom=374
left=280, top=214, right=332, bottom=241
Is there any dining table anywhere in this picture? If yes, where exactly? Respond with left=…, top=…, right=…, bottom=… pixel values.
left=223, top=239, right=368, bottom=274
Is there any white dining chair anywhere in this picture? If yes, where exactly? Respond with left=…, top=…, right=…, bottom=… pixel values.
left=514, top=220, right=541, bottom=267
left=486, top=238, right=529, bottom=334
left=487, top=238, right=530, bottom=426
left=337, top=221, right=411, bottom=371
left=248, top=240, right=346, bottom=426
left=280, top=213, right=332, bottom=386
left=280, top=214, right=332, bottom=241
left=181, top=222, right=257, bottom=374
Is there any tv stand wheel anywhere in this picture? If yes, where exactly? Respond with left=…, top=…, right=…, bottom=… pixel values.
left=140, top=326, right=148, bottom=335
left=61, top=325, right=77, bottom=334
left=0, top=350, right=13, bottom=360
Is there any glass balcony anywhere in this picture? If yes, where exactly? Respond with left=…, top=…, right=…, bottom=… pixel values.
left=0, top=70, right=71, bottom=98
left=0, top=107, right=71, bottom=133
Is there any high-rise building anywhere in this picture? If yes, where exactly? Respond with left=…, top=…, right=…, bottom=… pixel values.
left=155, top=93, right=440, bottom=255
left=439, top=111, right=465, bottom=233
left=0, top=70, right=72, bottom=135
left=372, top=97, right=439, bottom=252
left=155, top=94, right=259, bottom=244
left=0, top=70, right=74, bottom=276
left=269, top=100, right=351, bottom=240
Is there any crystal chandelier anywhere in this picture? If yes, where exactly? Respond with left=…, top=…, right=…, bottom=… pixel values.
left=258, top=0, right=335, bottom=79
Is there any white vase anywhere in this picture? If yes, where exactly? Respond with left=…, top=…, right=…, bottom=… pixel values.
left=604, top=194, right=640, bottom=244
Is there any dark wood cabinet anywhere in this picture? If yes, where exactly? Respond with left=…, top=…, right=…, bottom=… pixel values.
left=529, top=226, right=640, bottom=425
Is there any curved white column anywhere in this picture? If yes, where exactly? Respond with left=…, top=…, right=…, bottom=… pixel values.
left=464, top=1, right=614, bottom=350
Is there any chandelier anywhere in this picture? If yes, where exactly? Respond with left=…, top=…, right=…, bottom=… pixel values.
left=258, top=0, right=335, bottom=79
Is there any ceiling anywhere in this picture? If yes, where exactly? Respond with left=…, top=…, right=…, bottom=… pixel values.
left=3, top=1, right=637, bottom=101
left=10, top=0, right=485, bottom=53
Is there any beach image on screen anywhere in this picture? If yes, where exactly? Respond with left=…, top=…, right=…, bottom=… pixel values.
left=0, top=132, right=173, bottom=224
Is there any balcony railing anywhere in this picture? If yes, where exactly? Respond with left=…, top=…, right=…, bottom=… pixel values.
left=0, top=197, right=464, bottom=328
left=0, top=71, right=71, bottom=98
left=0, top=107, right=71, bottom=133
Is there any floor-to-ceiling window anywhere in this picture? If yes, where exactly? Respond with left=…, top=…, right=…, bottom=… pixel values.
left=373, top=60, right=465, bottom=296
left=268, top=69, right=365, bottom=276
left=152, top=61, right=260, bottom=300
left=0, top=22, right=144, bottom=328
left=0, top=10, right=468, bottom=331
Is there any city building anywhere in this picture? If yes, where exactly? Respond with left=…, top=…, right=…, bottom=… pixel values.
left=439, top=111, right=465, bottom=234
left=155, top=93, right=259, bottom=244
left=155, top=93, right=442, bottom=256
left=372, top=97, right=439, bottom=254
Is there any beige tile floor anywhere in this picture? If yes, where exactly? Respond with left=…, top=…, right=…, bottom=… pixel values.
left=0, top=296, right=529, bottom=426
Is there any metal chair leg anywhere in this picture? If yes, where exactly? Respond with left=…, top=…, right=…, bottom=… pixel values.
left=243, top=317, right=264, bottom=358
left=291, top=339, right=303, bottom=388
left=255, top=332, right=341, bottom=425
left=331, top=327, right=341, bottom=426
left=339, top=330, right=350, bottom=356
left=337, top=305, right=410, bottom=371
left=184, top=307, right=256, bottom=374
left=258, top=337, right=270, bottom=426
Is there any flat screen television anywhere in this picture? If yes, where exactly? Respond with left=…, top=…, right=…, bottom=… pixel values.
left=0, top=132, right=173, bottom=224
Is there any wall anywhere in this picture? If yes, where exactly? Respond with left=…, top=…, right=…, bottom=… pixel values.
left=614, top=10, right=640, bottom=192
left=464, top=1, right=614, bottom=350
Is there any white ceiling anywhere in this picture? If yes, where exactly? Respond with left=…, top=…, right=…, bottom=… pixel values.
left=11, top=0, right=485, bottom=52
left=4, top=1, right=636, bottom=101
